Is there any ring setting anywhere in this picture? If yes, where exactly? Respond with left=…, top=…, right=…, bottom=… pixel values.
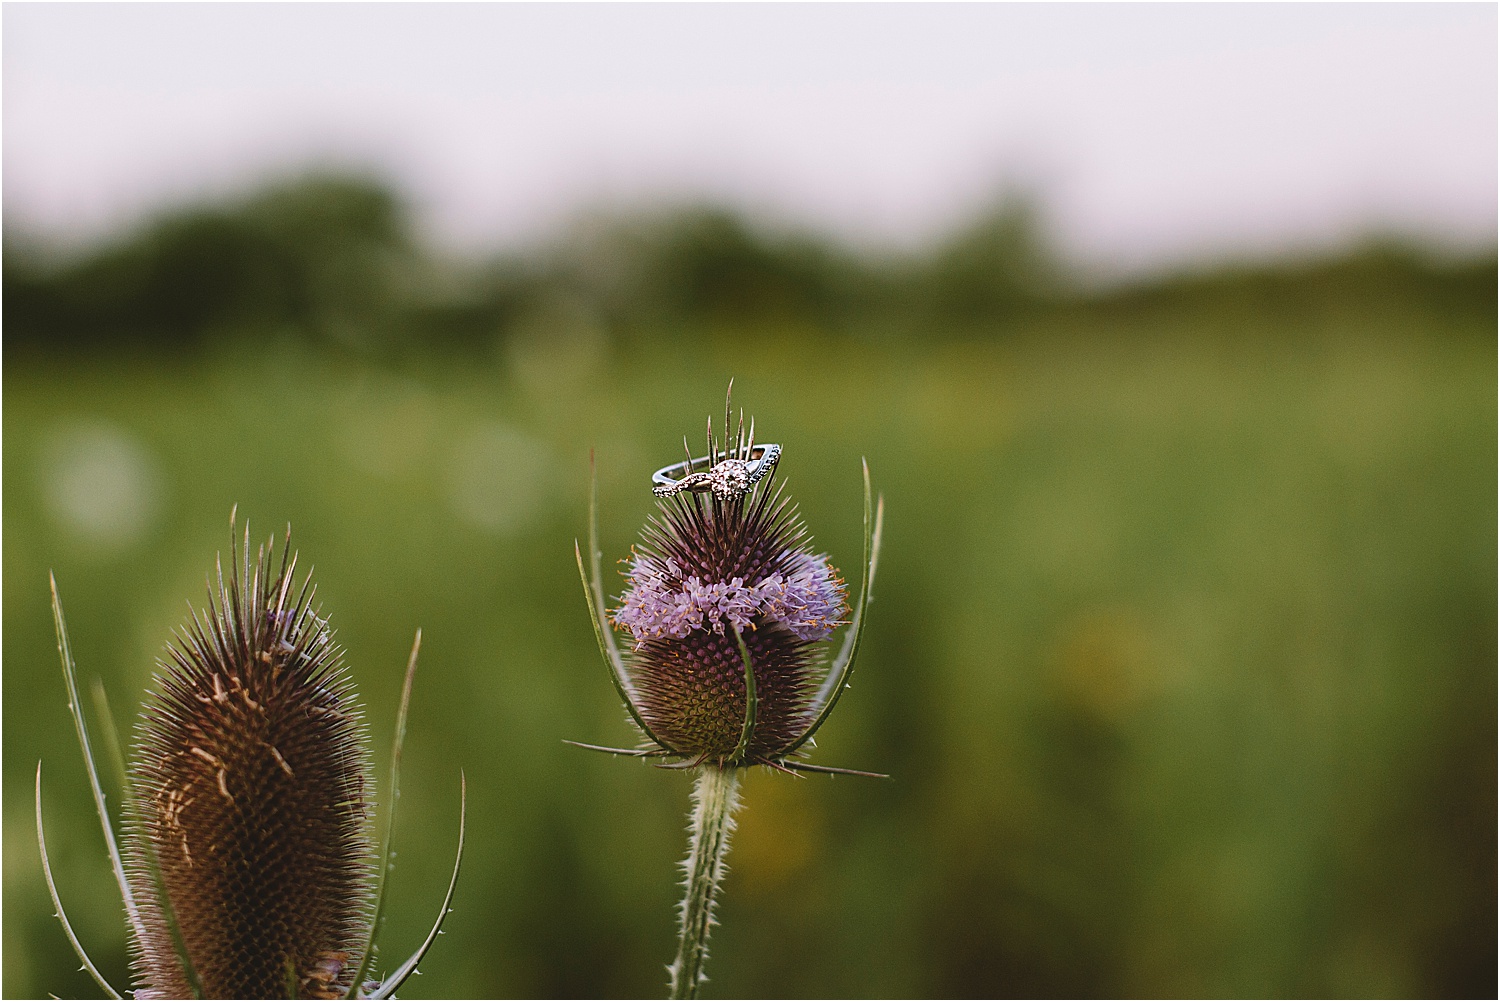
left=652, top=443, right=782, bottom=502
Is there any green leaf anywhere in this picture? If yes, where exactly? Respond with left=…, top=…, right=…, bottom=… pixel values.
left=52, top=573, right=204, bottom=998
left=575, top=452, right=675, bottom=752
left=368, top=772, right=467, bottom=999
left=347, top=629, right=422, bottom=998
left=35, top=764, right=124, bottom=999
left=784, top=460, right=885, bottom=755
left=562, top=739, right=674, bottom=758
left=729, top=625, right=758, bottom=765
left=87, top=679, right=129, bottom=797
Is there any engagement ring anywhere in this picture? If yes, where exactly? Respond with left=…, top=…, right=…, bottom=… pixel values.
left=652, top=443, right=782, bottom=502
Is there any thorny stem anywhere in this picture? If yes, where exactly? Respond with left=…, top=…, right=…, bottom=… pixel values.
left=668, top=766, right=742, bottom=999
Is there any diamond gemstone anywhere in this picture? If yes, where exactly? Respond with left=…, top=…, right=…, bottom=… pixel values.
left=707, top=460, right=752, bottom=500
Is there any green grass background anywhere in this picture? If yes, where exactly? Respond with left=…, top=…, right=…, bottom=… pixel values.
left=4, top=188, right=1495, bottom=998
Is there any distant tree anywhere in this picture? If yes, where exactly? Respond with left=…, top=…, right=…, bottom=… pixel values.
left=4, top=174, right=417, bottom=351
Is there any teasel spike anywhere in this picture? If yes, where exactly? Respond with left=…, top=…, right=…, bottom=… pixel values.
left=720, top=381, right=734, bottom=465
left=643, top=477, right=804, bottom=590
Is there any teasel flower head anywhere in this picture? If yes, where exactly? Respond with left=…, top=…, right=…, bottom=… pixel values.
left=577, top=395, right=883, bottom=773
left=36, top=513, right=465, bottom=1001
left=613, top=469, right=850, bottom=764
left=124, top=527, right=374, bottom=999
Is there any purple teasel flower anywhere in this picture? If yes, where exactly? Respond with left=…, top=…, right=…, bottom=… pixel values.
left=573, top=399, right=885, bottom=775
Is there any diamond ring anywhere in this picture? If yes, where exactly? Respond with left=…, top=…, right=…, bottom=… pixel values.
left=652, top=443, right=782, bottom=502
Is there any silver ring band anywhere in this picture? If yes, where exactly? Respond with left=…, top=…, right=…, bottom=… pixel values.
left=652, top=443, right=781, bottom=501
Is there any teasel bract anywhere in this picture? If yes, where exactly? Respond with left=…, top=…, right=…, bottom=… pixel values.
left=574, top=388, right=885, bottom=998
left=36, top=514, right=465, bottom=1000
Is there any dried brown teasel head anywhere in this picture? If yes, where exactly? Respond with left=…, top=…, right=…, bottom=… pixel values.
left=37, top=514, right=465, bottom=1000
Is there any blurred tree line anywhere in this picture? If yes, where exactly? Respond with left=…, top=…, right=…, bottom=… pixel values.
left=5, top=174, right=1494, bottom=358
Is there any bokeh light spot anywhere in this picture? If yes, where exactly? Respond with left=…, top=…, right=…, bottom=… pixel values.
left=42, top=422, right=162, bottom=550
left=446, top=421, right=554, bottom=535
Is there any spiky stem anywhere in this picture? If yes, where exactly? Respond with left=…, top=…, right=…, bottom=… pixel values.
left=668, top=766, right=742, bottom=999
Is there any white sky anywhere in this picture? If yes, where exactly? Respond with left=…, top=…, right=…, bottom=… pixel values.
left=4, top=3, right=1496, bottom=275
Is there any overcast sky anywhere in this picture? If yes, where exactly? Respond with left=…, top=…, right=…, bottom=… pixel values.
left=4, top=3, right=1495, bottom=274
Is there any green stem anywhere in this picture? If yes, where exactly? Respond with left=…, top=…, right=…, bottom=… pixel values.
left=668, top=766, right=742, bottom=999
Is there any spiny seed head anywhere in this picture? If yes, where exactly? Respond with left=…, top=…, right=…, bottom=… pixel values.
left=124, top=524, right=375, bottom=999
left=612, top=440, right=849, bottom=764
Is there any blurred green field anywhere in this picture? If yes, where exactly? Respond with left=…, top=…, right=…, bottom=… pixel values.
left=4, top=190, right=1495, bottom=998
